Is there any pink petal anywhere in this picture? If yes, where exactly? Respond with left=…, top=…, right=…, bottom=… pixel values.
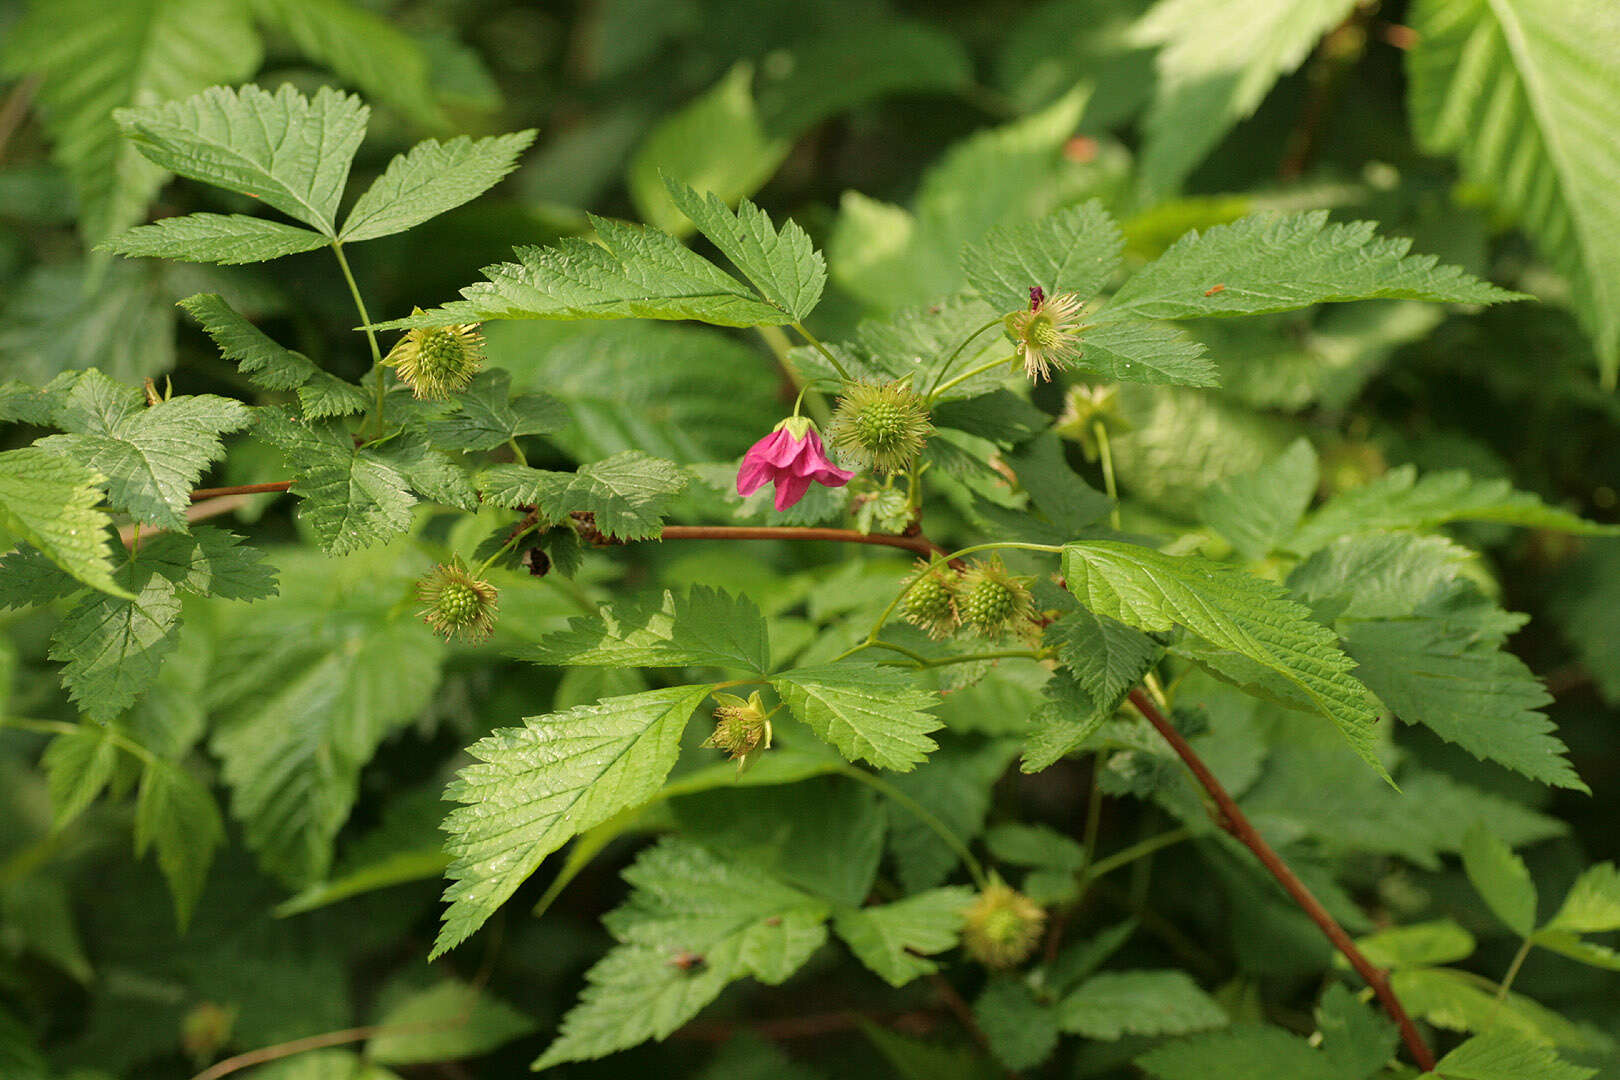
left=811, top=463, right=855, bottom=486
left=736, top=456, right=775, bottom=496
left=773, top=473, right=813, bottom=510
left=756, top=429, right=803, bottom=467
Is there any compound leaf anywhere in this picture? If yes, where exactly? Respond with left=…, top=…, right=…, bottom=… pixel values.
left=341, top=130, right=538, bottom=243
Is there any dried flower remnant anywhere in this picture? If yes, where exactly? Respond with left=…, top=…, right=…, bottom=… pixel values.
left=383, top=308, right=486, bottom=399
left=1005, top=286, right=1086, bottom=382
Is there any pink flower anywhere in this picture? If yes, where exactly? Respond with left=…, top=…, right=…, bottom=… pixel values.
left=737, top=419, right=855, bottom=511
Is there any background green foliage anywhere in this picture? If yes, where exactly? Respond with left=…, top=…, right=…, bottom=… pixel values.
left=2, top=1, right=1620, bottom=1078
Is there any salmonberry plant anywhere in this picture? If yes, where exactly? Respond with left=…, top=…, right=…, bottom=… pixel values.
left=3, top=3, right=1620, bottom=1079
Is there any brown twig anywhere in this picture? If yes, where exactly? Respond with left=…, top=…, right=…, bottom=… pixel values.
left=657, top=525, right=948, bottom=561
left=1126, top=688, right=1435, bottom=1072
left=190, top=482, right=293, bottom=500
left=189, top=1024, right=393, bottom=1080
left=120, top=495, right=252, bottom=547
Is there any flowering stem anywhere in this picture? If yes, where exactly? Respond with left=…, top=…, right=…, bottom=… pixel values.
left=926, top=316, right=1005, bottom=397
left=1126, top=688, right=1436, bottom=1071
left=790, top=322, right=852, bottom=381
left=331, top=241, right=385, bottom=437
left=927, top=352, right=1016, bottom=403
left=833, top=763, right=989, bottom=890
left=1093, top=420, right=1121, bottom=529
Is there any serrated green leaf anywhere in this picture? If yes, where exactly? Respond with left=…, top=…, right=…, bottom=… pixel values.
left=1544, top=863, right=1620, bottom=935
left=535, top=838, right=829, bottom=1069
left=1430, top=1030, right=1597, bottom=1080
left=527, top=587, right=771, bottom=673
left=0, top=0, right=261, bottom=242
left=1290, top=465, right=1619, bottom=555
left=340, top=130, right=537, bottom=243
left=1353, top=919, right=1477, bottom=970
left=1530, top=929, right=1620, bottom=972
left=38, top=370, right=249, bottom=530
left=1058, top=969, right=1226, bottom=1039
left=49, top=569, right=181, bottom=720
left=1462, top=825, right=1538, bottom=937
left=1062, top=541, right=1385, bottom=778
left=974, top=977, right=1060, bottom=1071
left=373, top=215, right=787, bottom=330
left=247, top=0, right=444, bottom=127
left=0, top=546, right=82, bottom=611
left=416, top=368, right=566, bottom=451
left=180, top=293, right=367, bottom=418
left=436, top=685, right=714, bottom=958
left=115, top=84, right=369, bottom=237
left=1131, top=0, right=1358, bottom=195
left=1023, top=671, right=1117, bottom=774
left=138, top=527, right=278, bottom=601
left=1289, top=533, right=1478, bottom=622
left=367, top=981, right=536, bottom=1065
left=483, top=452, right=687, bottom=540
left=771, top=663, right=942, bottom=772
left=133, top=757, right=224, bottom=929
left=1103, top=212, right=1523, bottom=322
left=42, top=725, right=119, bottom=831
left=0, top=447, right=130, bottom=599
left=1199, top=438, right=1318, bottom=561
left=1408, top=0, right=1620, bottom=384
left=1315, top=982, right=1397, bottom=1080
left=984, top=823, right=1087, bottom=871
left=1136, top=1024, right=1342, bottom=1080
left=1076, top=317, right=1219, bottom=387
left=105, top=213, right=328, bottom=264
left=833, top=887, right=972, bottom=987
left=963, top=200, right=1123, bottom=314
left=1002, top=433, right=1115, bottom=534
left=256, top=410, right=416, bottom=554
left=370, top=434, right=478, bottom=511
left=664, top=177, right=826, bottom=323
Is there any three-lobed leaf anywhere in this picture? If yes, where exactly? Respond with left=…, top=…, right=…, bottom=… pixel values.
left=833, top=886, right=972, bottom=987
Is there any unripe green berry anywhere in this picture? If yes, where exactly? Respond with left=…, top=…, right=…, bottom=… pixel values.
left=961, top=577, right=1016, bottom=627
left=956, top=557, right=1034, bottom=638
left=830, top=379, right=933, bottom=473
left=903, top=564, right=959, bottom=639
left=963, top=881, right=1045, bottom=969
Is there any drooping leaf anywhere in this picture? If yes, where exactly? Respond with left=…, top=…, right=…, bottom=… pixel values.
left=1461, top=825, right=1538, bottom=937
left=179, top=293, right=367, bottom=418
left=115, top=84, right=370, bottom=237
left=663, top=177, right=826, bottom=323
left=962, top=200, right=1123, bottom=314
left=1062, top=541, right=1385, bottom=777
left=340, top=130, right=538, bottom=243
left=38, top=369, right=250, bottom=530
left=133, top=757, right=225, bottom=929
left=527, top=587, right=771, bottom=673
left=771, top=663, right=943, bottom=772
left=1103, top=212, right=1523, bottom=322
left=42, top=725, right=119, bottom=831
left=0, top=447, right=130, bottom=599
left=367, top=981, right=536, bottom=1065
left=105, top=213, right=328, bottom=264
left=1058, top=970, right=1226, bottom=1039
left=1131, top=0, right=1358, bottom=195
left=435, top=685, right=714, bottom=958
left=1428, top=1030, right=1597, bottom=1080
left=372, top=215, right=791, bottom=330
left=1289, top=465, right=1619, bottom=555
left=0, top=0, right=262, bottom=242
left=1408, top=0, right=1620, bottom=384
left=534, top=838, right=830, bottom=1069
left=833, top=887, right=973, bottom=987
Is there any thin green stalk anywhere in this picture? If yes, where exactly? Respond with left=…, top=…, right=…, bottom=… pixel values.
left=475, top=523, right=540, bottom=578
left=331, top=241, right=385, bottom=436
left=1084, top=827, right=1192, bottom=882
left=0, top=716, right=156, bottom=765
left=507, top=437, right=528, bottom=467
left=1081, top=751, right=1106, bottom=871
left=834, top=763, right=988, bottom=889
left=926, top=316, right=1005, bottom=397
left=928, top=352, right=1016, bottom=403
left=790, top=321, right=852, bottom=381
left=860, top=640, right=1045, bottom=668
left=1495, top=937, right=1536, bottom=1003
left=1093, top=419, right=1121, bottom=530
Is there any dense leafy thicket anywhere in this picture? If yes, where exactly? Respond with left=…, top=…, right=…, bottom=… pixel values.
left=2, top=2, right=1619, bottom=1078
